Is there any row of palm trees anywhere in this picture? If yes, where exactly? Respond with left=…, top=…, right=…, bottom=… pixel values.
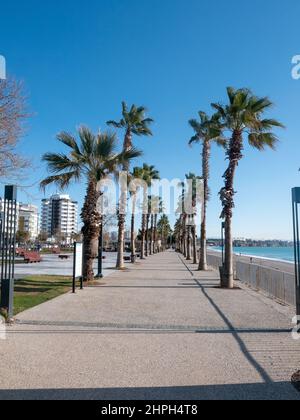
left=176, top=87, right=284, bottom=289
left=40, top=87, right=283, bottom=287
left=129, top=164, right=161, bottom=262
left=40, top=103, right=170, bottom=281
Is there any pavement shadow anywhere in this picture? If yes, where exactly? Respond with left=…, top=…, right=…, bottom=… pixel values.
left=0, top=382, right=298, bottom=400
left=178, top=255, right=274, bottom=384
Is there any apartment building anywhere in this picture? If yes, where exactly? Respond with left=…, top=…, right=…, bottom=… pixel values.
left=18, top=204, right=39, bottom=240
left=41, top=194, right=78, bottom=242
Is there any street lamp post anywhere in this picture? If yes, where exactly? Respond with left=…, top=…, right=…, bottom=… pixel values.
left=96, top=221, right=104, bottom=279
left=292, top=188, right=300, bottom=323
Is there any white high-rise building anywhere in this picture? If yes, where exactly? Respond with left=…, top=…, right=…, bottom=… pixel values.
left=0, top=200, right=39, bottom=240
left=41, top=194, right=78, bottom=242
left=0, top=199, right=19, bottom=237
left=18, top=204, right=39, bottom=240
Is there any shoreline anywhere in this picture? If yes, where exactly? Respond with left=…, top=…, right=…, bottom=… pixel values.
left=209, top=247, right=294, bottom=265
left=207, top=249, right=295, bottom=274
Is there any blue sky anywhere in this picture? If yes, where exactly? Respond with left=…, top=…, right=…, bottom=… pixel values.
left=1, top=0, right=300, bottom=239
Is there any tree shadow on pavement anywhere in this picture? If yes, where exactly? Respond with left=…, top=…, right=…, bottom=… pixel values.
left=0, top=382, right=298, bottom=400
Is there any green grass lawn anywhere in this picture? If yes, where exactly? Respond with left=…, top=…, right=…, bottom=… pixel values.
left=14, top=276, right=76, bottom=315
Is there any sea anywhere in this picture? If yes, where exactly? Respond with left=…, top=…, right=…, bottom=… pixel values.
left=211, top=246, right=294, bottom=264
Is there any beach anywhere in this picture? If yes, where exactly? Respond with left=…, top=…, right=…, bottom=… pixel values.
left=208, top=249, right=295, bottom=274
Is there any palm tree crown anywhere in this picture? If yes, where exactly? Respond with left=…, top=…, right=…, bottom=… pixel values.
left=107, top=102, right=153, bottom=151
left=41, top=126, right=141, bottom=282
left=41, top=126, right=141, bottom=190
left=212, top=87, right=284, bottom=151
left=189, top=111, right=225, bottom=148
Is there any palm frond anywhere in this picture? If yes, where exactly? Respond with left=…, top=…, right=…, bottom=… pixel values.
left=95, top=132, right=117, bottom=159
left=259, top=118, right=285, bottom=130
left=211, top=103, right=226, bottom=119
left=106, top=120, right=124, bottom=129
left=226, top=87, right=236, bottom=105
left=40, top=170, right=81, bottom=192
left=57, top=132, right=81, bottom=154
left=118, top=147, right=143, bottom=166
left=248, top=97, right=273, bottom=113
left=78, top=126, right=95, bottom=156
left=248, top=132, right=279, bottom=150
left=42, top=153, right=81, bottom=173
left=189, top=134, right=200, bottom=145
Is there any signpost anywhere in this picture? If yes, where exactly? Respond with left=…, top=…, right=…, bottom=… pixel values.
left=96, top=222, right=103, bottom=279
left=0, top=185, right=18, bottom=320
left=72, top=242, right=83, bottom=293
left=292, top=188, right=300, bottom=322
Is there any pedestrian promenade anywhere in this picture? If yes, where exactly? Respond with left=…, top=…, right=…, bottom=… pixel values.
left=0, top=250, right=299, bottom=400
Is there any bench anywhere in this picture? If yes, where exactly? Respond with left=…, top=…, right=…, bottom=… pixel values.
left=16, top=248, right=26, bottom=257
left=59, top=255, right=70, bottom=260
left=23, top=252, right=42, bottom=264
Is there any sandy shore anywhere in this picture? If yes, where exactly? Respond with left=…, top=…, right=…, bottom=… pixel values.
left=208, top=249, right=295, bottom=274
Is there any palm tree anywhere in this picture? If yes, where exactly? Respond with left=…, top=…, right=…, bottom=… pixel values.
left=146, top=195, right=161, bottom=256
left=135, top=164, right=160, bottom=259
left=129, top=166, right=144, bottom=263
left=177, top=182, right=187, bottom=258
left=40, top=127, right=141, bottom=281
left=174, top=218, right=182, bottom=252
left=157, top=215, right=172, bottom=251
left=212, top=87, right=284, bottom=288
left=146, top=195, right=152, bottom=256
left=151, top=196, right=163, bottom=254
left=189, top=112, right=225, bottom=271
left=185, top=173, right=202, bottom=265
left=107, top=103, right=154, bottom=269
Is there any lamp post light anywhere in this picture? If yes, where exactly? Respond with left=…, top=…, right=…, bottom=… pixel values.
left=96, top=221, right=104, bottom=279
left=292, top=188, right=300, bottom=323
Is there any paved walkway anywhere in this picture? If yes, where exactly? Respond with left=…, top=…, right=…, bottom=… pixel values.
left=0, top=251, right=299, bottom=400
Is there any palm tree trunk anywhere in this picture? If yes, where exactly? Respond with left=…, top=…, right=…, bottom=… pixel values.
left=116, top=213, right=125, bottom=269
left=220, top=130, right=243, bottom=288
left=140, top=214, right=146, bottom=259
left=130, top=214, right=135, bottom=263
left=191, top=216, right=197, bottom=264
left=183, top=216, right=187, bottom=257
left=153, top=214, right=158, bottom=253
left=116, top=129, right=132, bottom=269
left=186, top=218, right=191, bottom=261
left=150, top=214, right=154, bottom=255
left=199, top=210, right=207, bottom=270
left=199, top=139, right=211, bottom=271
left=81, top=180, right=101, bottom=282
left=145, top=214, right=150, bottom=257
left=130, top=193, right=137, bottom=263
left=224, top=215, right=233, bottom=288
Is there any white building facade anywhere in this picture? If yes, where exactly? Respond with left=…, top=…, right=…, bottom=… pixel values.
left=0, top=201, right=39, bottom=240
left=41, top=194, right=78, bottom=242
left=0, top=199, right=19, bottom=238
left=18, top=204, right=39, bottom=240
